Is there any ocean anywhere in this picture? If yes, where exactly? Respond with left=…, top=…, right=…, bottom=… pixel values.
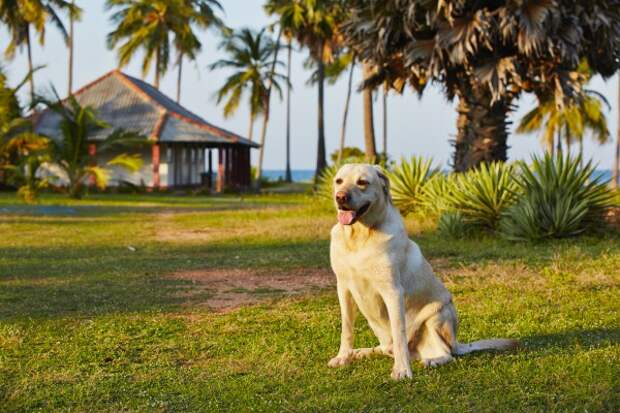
left=262, top=169, right=615, bottom=183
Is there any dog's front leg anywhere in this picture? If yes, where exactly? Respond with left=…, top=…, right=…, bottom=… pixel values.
left=328, top=282, right=357, bottom=367
left=381, top=282, right=413, bottom=380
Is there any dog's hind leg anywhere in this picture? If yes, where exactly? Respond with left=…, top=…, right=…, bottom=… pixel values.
left=414, top=308, right=457, bottom=368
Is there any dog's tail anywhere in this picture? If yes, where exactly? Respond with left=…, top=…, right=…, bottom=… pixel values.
left=454, top=338, right=519, bottom=356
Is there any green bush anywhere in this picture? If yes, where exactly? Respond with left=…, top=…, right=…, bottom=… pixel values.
left=499, top=153, right=616, bottom=241
left=388, top=156, right=439, bottom=215
left=419, top=173, right=454, bottom=217
left=445, top=161, right=518, bottom=230
left=437, top=211, right=471, bottom=238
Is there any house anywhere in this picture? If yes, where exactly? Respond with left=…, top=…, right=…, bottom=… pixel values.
left=33, top=69, right=258, bottom=191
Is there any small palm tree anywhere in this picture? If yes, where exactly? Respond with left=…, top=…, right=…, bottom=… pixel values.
left=518, top=92, right=610, bottom=157
left=173, top=0, right=225, bottom=103
left=0, top=0, right=79, bottom=102
left=37, top=93, right=147, bottom=198
left=106, top=0, right=187, bottom=89
left=209, top=28, right=285, bottom=142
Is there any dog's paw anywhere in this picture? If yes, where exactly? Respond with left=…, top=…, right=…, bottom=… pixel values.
left=390, top=365, right=413, bottom=380
left=328, top=354, right=352, bottom=368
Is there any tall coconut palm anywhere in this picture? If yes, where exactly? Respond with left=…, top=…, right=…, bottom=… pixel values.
left=173, top=0, right=224, bottom=103
left=0, top=0, right=79, bottom=102
left=382, top=85, right=387, bottom=158
left=284, top=36, right=293, bottom=182
left=106, top=0, right=188, bottom=89
left=344, top=0, right=620, bottom=171
left=265, top=0, right=346, bottom=179
left=362, top=62, right=376, bottom=160
left=210, top=28, right=285, bottom=143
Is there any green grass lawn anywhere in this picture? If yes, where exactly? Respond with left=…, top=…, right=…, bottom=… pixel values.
left=1, top=192, right=619, bottom=412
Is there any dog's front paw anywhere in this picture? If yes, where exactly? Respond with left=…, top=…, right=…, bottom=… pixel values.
left=328, top=354, right=352, bottom=368
left=391, top=365, right=413, bottom=380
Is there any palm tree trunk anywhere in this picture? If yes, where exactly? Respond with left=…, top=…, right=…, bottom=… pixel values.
left=67, top=2, right=74, bottom=96
left=565, top=126, right=571, bottom=155
left=154, top=46, right=161, bottom=89
left=314, top=42, right=327, bottom=181
left=454, top=85, right=509, bottom=172
left=26, top=25, right=35, bottom=104
left=556, top=129, right=563, bottom=155
left=579, top=137, right=584, bottom=161
left=337, top=58, right=355, bottom=165
left=176, top=53, right=183, bottom=103
left=382, top=85, right=387, bottom=157
left=248, top=113, right=255, bottom=142
left=362, top=63, right=377, bottom=161
left=255, top=28, right=283, bottom=186
left=284, top=38, right=293, bottom=183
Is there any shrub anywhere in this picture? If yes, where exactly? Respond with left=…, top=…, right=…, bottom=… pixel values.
left=445, top=161, right=518, bottom=230
left=418, top=173, right=455, bottom=217
left=388, top=156, right=439, bottom=215
left=437, top=211, right=471, bottom=238
left=499, top=153, right=616, bottom=241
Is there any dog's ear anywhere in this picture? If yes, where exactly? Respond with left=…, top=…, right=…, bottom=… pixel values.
left=373, top=165, right=392, bottom=203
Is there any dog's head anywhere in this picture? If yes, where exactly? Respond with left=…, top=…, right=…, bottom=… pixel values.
left=333, top=163, right=391, bottom=226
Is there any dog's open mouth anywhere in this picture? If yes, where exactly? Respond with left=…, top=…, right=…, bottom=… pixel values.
left=337, top=202, right=371, bottom=225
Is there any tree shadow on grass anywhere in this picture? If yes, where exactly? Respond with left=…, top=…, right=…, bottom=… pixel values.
left=0, top=240, right=330, bottom=320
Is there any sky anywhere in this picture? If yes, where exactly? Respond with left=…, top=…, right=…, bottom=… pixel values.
left=1, top=0, right=618, bottom=171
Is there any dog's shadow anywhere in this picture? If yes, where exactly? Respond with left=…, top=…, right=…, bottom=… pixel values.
left=463, top=327, right=619, bottom=359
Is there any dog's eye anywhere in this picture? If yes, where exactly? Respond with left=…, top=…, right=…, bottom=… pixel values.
left=335, top=178, right=343, bottom=185
left=357, top=179, right=369, bottom=186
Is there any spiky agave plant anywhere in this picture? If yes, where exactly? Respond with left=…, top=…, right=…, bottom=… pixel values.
left=445, top=161, right=518, bottom=230
left=388, top=156, right=439, bottom=215
left=418, top=173, right=455, bottom=217
left=500, top=153, right=616, bottom=241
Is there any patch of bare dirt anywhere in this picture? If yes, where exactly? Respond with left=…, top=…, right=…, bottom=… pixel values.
left=168, top=267, right=335, bottom=311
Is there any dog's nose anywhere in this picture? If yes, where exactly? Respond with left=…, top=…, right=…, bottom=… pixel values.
left=335, top=191, right=349, bottom=205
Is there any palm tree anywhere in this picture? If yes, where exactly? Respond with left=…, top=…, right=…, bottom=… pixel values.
left=106, top=0, right=188, bottom=89
left=37, top=93, right=147, bottom=198
left=517, top=64, right=611, bottom=158
left=337, top=54, right=355, bottom=165
left=210, top=28, right=285, bottom=144
left=382, top=85, right=387, bottom=158
left=173, top=0, right=224, bottom=103
left=344, top=0, right=620, bottom=171
left=265, top=0, right=346, bottom=179
left=0, top=0, right=78, bottom=102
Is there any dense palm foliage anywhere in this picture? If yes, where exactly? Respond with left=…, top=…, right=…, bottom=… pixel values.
left=106, top=0, right=186, bottom=89
left=500, top=154, right=616, bottom=240
left=0, top=0, right=79, bottom=101
left=343, top=0, right=620, bottom=171
left=265, top=0, right=347, bottom=178
left=38, top=94, right=147, bottom=198
left=210, top=28, right=285, bottom=142
left=173, top=0, right=225, bottom=103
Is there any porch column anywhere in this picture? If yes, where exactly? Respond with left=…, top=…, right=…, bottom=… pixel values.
left=152, top=143, right=160, bottom=189
left=207, top=149, right=213, bottom=190
left=217, top=147, right=224, bottom=192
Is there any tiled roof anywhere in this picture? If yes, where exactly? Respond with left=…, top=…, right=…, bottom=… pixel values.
left=34, top=70, right=258, bottom=147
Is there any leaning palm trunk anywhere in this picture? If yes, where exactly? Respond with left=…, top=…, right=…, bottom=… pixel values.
left=362, top=63, right=377, bottom=160
left=337, top=59, right=355, bottom=165
left=26, top=26, right=35, bottom=104
left=248, top=113, right=255, bottom=143
left=284, top=38, right=293, bottom=183
left=176, top=52, right=183, bottom=103
left=314, top=42, right=327, bottom=182
left=67, top=4, right=75, bottom=96
left=454, top=87, right=510, bottom=172
left=255, top=28, right=283, bottom=185
left=382, top=85, right=387, bottom=156
left=154, top=46, right=161, bottom=89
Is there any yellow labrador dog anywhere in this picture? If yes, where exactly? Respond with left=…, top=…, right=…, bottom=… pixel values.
left=328, top=163, right=517, bottom=380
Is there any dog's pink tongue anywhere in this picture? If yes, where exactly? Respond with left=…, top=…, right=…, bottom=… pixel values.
left=338, top=210, right=356, bottom=225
